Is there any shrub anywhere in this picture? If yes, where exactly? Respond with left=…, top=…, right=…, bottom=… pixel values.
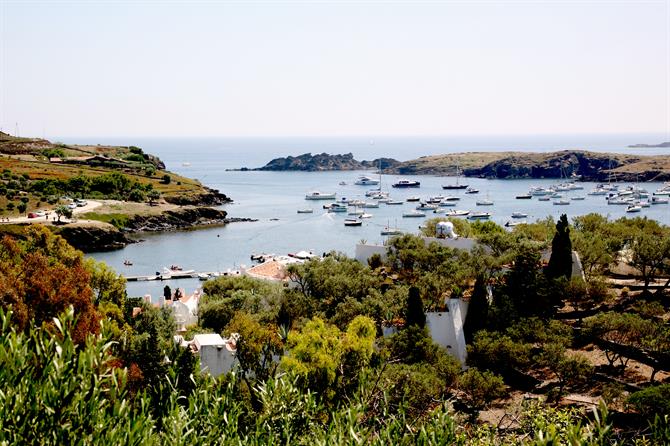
left=458, top=368, right=506, bottom=411
left=628, top=384, right=670, bottom=417
left=161, top=174, right=171, bottom=184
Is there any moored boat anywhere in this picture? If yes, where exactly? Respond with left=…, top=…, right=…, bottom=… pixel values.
left=344, top=218, right=363, bottom=226
left=305, top=191, right=336, bottom=200
left=467, top=212, right=491, bottom=220
left=403, top=210, right=426, bottom=218
left=392, top=179, right=421, bottom=188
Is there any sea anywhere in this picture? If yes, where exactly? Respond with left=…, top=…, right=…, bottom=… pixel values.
left=56, top=134, right=670, bottom=298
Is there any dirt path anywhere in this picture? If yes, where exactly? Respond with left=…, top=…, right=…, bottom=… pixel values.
left=0, top=200, right=103, bottom=225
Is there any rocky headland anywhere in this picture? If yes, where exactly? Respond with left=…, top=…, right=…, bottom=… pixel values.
left=388, top=150, right=670, bottom=182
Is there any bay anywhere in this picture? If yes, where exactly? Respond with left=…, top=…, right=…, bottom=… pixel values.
left=53, top=135, right=669, bottom=298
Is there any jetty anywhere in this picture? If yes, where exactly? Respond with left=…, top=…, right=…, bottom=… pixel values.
left=125, top=270, right=239, bottom=282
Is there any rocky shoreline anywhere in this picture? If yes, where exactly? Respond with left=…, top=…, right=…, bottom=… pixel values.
left=54, top=207, right=257, bottom=252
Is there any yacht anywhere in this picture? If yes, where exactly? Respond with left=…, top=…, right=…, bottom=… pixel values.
left=416, top=202, right=438, bottom=211
left=467, top=212, right=491, bottom=220
left=442, top=163, right=468, bottom=190
left=392, top=179, right=421, bottom=188
left=626, top=205, right=642, bottom=213
left=381, top=226, right=403, bottom=235
left=652, top=196, right=669, bottom=204
left=344, top=218, right=363, bottom=227
left=465, top=187, right=479, bottom=194
left=305, top=191, right=336, bottom=200
left=446, top=209, right=469, bottom=217
left=354, top=176, right=380, bottom=186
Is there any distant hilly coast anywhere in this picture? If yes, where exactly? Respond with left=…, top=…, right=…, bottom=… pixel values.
left=250, top=150, right=670, bottom=182
left=627, top=142, right=670, bottom=148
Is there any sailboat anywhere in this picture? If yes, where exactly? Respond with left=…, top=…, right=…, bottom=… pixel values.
left=442, top=160, right=468, bottom=190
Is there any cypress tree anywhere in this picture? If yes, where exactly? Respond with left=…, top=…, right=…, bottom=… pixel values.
left=463, top=275, right=489, bottom=342
left=405, top=286, right=426, bottom=328
left=547, top=214, right=573, bottom=280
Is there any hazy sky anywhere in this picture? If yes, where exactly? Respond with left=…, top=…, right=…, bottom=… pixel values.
left=0, top=0, right=668, bottom=138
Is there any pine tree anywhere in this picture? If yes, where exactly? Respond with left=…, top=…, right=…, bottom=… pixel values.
left=547, top=214, right=573, bottom=280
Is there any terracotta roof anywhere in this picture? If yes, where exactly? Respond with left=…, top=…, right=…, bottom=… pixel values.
left=246, top=260, right=288, bottom=281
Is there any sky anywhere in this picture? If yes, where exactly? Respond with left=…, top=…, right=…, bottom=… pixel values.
left=0, top=0, right=668, bottom=139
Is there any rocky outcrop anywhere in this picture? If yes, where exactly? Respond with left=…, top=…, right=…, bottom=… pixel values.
left=126, top=207, right=231, bottom=232
left=55, top=225, right=135, bottom=252
left=163, top=187, right=232, bottom=206
left=252, top=153, right=400, bottom=171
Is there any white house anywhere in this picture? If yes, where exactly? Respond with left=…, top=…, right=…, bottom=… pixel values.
left=426, top=298, right=469, bottom=366
left=192, top=333, right=238, bottom=378
left=170, top=290, right=200, bottom=332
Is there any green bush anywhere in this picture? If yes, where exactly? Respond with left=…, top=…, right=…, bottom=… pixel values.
left=458, top=368, right=506, bottom=411
left=628, top=384, right=670, bottom=417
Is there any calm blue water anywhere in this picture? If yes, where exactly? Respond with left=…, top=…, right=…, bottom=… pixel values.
left=55, top=135, right=670, bottom=298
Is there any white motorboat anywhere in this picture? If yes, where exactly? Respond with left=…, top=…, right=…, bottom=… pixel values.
left=305, top=191, right=336, bottom=200
left=467, top=212, right=491, bottom=220
left=360, top=213, right=373, bottom=218
left=476, top=199, right=494, bottom=206
left=416, top=203, right=438, bottom=211
left=446, top=209, right=470, bottom=217
left=637, top=200, right=651, bottom=208
left=530, top=187, right=553, bottom=196
left=427, top=196, right=445, bottom=204
left=511, top=212, right=528, bottom=218
left=505, top=220, right=526, bottom=227
left=652, top=196, right=669, bottom=204
left=588, top=188, right=608, bottom=196
left=538, top=196, right=551, bottom=201
left=465, top=187, right=479, bottom=194
left=361, top=202, right=379, bottom=208
left=403, top=210, right=426, bottom=218
left=198, top=273, right=210, bottom=281
left=297, top=209, right=314, bottom=214
left=439, top=200, right=457, bottom=207
left=626, top=205, right=642, bottom=213
left=442, top=196, right=460, bottom=201
left=386, top=200, right=403, bottom=205
left=553, top=200, right=570, bottom=205
left=344, top=218, right=363, bottom=227
left=354, top=176, right=380, bottom=186
left=406, top=196, right=421, bottom=202
left=571, top=196, right=586, bottom=201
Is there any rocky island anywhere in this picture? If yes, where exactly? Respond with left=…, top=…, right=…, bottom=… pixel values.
left=0, top=131, right=239, bottom=252
left=251, top=152, right=400, bottom=171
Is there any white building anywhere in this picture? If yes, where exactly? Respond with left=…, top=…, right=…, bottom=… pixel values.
left=426, top=298, right=469, bottom=366
left=192, top=333, right=238, bottom=378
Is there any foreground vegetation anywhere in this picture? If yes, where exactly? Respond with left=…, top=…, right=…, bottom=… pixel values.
left=1, top=212, right=669, bottom=444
